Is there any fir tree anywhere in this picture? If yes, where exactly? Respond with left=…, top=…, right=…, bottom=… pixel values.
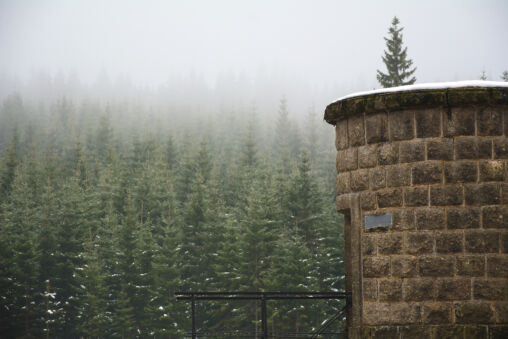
left=377, top=16, right=417, bottom=87
left=501, top=70, right=508, bottom=82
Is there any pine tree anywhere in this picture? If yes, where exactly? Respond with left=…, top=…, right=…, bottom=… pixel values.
left=377, top=16, right=416, bottom=88
left=501, top=70, right=508, bottom=82
left=480, top=70, right=488, bottom=80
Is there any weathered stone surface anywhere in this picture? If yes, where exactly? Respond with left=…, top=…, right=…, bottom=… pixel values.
left=412, top=161, right=442, bottom=185
left=362, top=235, right=377, bottom=256
left=443, top=107, right=475, bottom=136
left=465, top=230, right=499, bottom=253
left=391, top=255, right=417, bottom=277
left=447, top=207, right=481, bottom=229
left=489, top=326, right=508, bottom=339
left=336, top=119, right=348, bottom=150
left=372, top=325, right=398, bottom=338
left=359, top=144, right=379, bottom=168
left=336, top=193, right=351, bottom=211
left=415, top=207, right=445, bottom=230
left=473, top=279, right=508, bottom=300
left=390, top=110, right=414, bottom=141
left=336, top=172, right=350, bottom=194
left=482, top=205, right=508, bottom=228
left=480, top=160, right=504, bottom=182
left=436, top=232, right=463, bottom=253
left=427, top=138, right=453, bottom=161
left=386, top=164, right=411, bottom=187
left=363, top=257, right=390, bottom=278
left=378, top=142, right=399, bottom=165
left=478, top=107, right=503, bottom=136
left=349, top=114, right=365, bottom=146
left=392, top=209, right=415, bottom=231
left=430, top=185, right=463, bottom=206
left=390, top=303, right=422, bottom=325
left=418, top=256, right=454, bottom=276
left=416, top=108, right=441, bottom=138
left=487, top=256, right=508, bottom=277
left=464, top=326, right=488, bottom=339
left=400, top=140, right=425, bottom=163
left=365, top=113, right=388, bottom=144
left=445, top=161, right=477, bottom=183
left=379, top=279, right=402, bottom=301
left=422, top=303, right=452, bottom=324
left=436, top=278, right=471, bottom=300
left=360, top=191, right=377, bottom=210
left=495, top=302, right=508, bottom=323
left=377, top=188, right=403, bottom=208
left=404, top=186, right=428, bottom=207
left=337, top=148, right=358, bottom=172
left=403, top=278, right=435, bottom=301
left=455, top=136, right=492, bottom=159
left=456, top=256, right=485, bottom=277
left=363, top=302, right=390, bottom=325
left=406, top=232, right=433, bottom=254
left=465, top=183, right=501, bottom=205
left=434, top=325, right=465, bottom=339
left=494, top=138, right=508, bottom=159
left=378, top=233, right=403, bottom=255
left=502, top=233, right=508, bottom=253
left=351, top=169, right=370, bottom=192
left=399, top=326, right=432, bottom=339
left=455, top=302, right=495, bottom=324
left=369, top=167, right=386, bottom=190
left=363, top=279, right=377, bottom=301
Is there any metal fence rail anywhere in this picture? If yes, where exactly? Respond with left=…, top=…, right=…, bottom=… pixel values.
left=175, top=291, right=350, bottom=338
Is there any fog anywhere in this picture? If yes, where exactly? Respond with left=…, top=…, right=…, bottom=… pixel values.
left=1, top=0, right=507, bottom=116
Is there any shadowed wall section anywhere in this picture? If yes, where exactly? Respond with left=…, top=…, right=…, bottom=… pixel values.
left=324, top=84, right=508, bottom=339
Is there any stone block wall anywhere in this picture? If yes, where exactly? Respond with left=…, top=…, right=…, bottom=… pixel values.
left=325, top=86, right=508, bottom=339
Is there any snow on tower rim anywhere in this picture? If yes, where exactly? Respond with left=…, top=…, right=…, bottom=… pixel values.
left=324, top=80, right=508, bottom=125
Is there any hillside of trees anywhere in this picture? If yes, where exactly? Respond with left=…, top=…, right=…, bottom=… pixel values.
left=0, top=91, right=344, bottom=337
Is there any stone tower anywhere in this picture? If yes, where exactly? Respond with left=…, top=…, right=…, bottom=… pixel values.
left=324, top=83, right=508, bottom=339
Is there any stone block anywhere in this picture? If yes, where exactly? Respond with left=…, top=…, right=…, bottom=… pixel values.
left=400, top=140, right=425, bottom=163
left=379, top=279, right=402, bottom=301
left=430, top=185, right=463, bottom=206
left=443, top=107, right=475, bottom=136
left=436, top=232, right=463, bottom=253
left=456, top=256, right=485, bottom=277
left=363, top=302, right=390, bottom=325
left=455, top=136, right=492, bottom=159
left=412, top=161, right=442, bottom=185
left=378, top=142, right=399, bottom=165
left=404, top=186, right=428, bottom=207
left=390, top=303, right=421, bottom=325
left=359, top=144, right=378, bottom=168
left=336, top=172, right=350, bottom=194
left=478, top=108, right=503, bottom=136
left=348, top=115, right=365, bottom=147
left=363, top=279, right=377, bottom=301
left=392, top=209, right=415, bottom=231
left=399, top=326, right=432, bottom=339
left=494, top=138, right=508, bottom=159
left=434, top=326, right=465, bottom=339
left=377, top=188, right=403, bottom=208
left=372, top=325, right=398, bottom=338
left=351, top=169, right=370, bottom=192
left=369, top=167, right=386, bottom=190
left=418, top=256, right=455, bottom=277
left=487, top=256, right=508, bottom=277
left=455, top=302, right=495, bottom=324
left=495, top=302, right=508, bottom=323
left=337, top=148, right=358, bottom=172
left=479, top=160, right=504, bottom=182
left=436, top=278, right=471, bottom=300
left=444, top=161, right=477, bottom=183
left=362, top=235, right=377, bottom=256
left=378, top=233, right=403, bottom=255
left=360, top=191, right=377, bottom=211
left=502, top=233, right=508, bottom=253
left=416, top=108, right=442, bottom=138
left=386, top=164, right=411, bottom=187
left=390, top=110, right=414, bottom=141
left=403, top=278, right=435, bottom=301
left=406, top=232, right=433, bottom=254
left=473, top=279, right=508, bottom=300
left=482, top=205, right=508, bottom=229
left=464, top=326, right=488, bottom=339
left=427, top=138, right=453, bottom=161
left=366, top=113, right=388, bottom=144
left=391, top=255, right=417, bottom=277
left=415, top=207, right=445, bottom=230
left=465, top=183, right=501, bottom=205
left=465, top=230, right=499, bottom=253
left=447, top=207, right=481, bottom=229
left=489, top=326, right=508, bottom=339
left=336, top=119, right=348, bottom=150
left=336, top=194, right=351, bottom=211
left=363, top=257, right=390, bottom=278
left=422, top=302, right=452, bottom=324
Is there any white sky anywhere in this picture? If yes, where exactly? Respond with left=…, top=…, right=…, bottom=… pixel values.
left=1, top=0, right=507, bottom=89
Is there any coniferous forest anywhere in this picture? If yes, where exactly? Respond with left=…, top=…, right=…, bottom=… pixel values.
left=0, top=90, right=344, bottom=337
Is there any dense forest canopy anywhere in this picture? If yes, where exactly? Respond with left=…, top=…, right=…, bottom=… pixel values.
left=0, top=86, right=344, bottom=337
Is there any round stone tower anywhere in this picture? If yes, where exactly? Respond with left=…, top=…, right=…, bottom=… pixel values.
left=324, top=82, right=508, bottom=339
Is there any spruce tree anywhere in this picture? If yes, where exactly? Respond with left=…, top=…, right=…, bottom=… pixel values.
left=502, top=70, right=508, bottom=82
left=377, top=16, right=416, bottom=88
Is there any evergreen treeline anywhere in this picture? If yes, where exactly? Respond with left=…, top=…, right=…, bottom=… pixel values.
left=0, top=93, right=344, bottom=337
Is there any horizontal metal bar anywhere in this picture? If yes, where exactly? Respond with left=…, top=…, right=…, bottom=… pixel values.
left=176, top=291, right=347, bottom=296
left=177, top=295, right=347, bottom=301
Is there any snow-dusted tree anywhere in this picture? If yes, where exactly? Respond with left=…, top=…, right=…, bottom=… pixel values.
left=480, top=70, right=488, bottom=80
left=377, top=17, right=416, bottom=88
left=502, top=71, right=508, bottom=82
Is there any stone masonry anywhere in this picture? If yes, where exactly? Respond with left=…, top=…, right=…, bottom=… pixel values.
left=324, top=85, right=508, bottom=339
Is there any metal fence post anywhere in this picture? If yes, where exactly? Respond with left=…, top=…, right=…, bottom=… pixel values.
left=261, top=293, right=268, bottom=339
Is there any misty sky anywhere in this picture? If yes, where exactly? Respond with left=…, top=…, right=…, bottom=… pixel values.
left=1, top=0, right=507, bottom=93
